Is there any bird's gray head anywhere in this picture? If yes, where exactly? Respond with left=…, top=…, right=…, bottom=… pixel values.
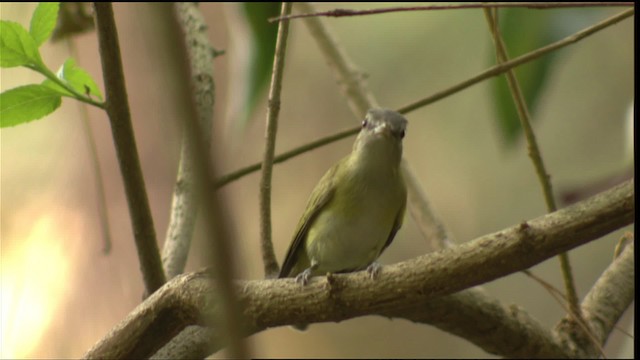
left=363, top=108, right=407, bottom=139
left=359, top=108, right=407, bottom=140
left=353, top=108, right=408, bottom=160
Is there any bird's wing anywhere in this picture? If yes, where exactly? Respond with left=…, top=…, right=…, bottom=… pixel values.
left=278, top=160, right=342, bottom=278
left=381, top=175, right=407, bottom=254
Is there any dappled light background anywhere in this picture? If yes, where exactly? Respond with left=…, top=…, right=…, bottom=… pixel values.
left=0, top=3, right=633, bottom=358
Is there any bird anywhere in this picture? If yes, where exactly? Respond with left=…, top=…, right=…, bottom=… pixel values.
left=279, top=108, right=408, bottom=287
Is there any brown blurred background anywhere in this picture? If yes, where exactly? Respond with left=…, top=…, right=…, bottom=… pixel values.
left=0, top=3, right=634, bottom=358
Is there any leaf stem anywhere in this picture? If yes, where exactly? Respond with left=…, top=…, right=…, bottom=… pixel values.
left=33, top=65, right=105, bottom=109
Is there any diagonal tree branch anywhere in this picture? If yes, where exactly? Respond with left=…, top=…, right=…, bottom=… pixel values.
left=556, top=241, right=635, bottom=358
left=259, top=2, right=293, bottom=278
left=483, top=5, right=582, bottom=330
left=141, top=4, right=247, bottom=358
left=398, top=8, right=634, bottom=113
left=84, top=180, right=634, bottom=359
left=93, top=2, right=166, bottom=293
left=155, top=3, right=219, bottom=357
left=212, top=8, right=634, bottom=189
left=161, top=1, right=216, bottom=281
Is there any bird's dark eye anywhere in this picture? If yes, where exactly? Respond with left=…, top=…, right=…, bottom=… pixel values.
left=361, top=120, right=368, bottom=128
left=400, top=130, right=406, bottom=139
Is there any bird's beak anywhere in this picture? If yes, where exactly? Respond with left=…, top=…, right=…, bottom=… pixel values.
left=373, top=123, right=392, bottom=137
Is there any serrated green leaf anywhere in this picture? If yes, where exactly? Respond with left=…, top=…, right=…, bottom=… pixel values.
left=490, top=8, right=555, bottom=146
left=30, top=2, right=60, bottom=46
left=240, top=2, right=281, bottom=127
left=0, top=20, right=43, bottom=68
left=57, top=58, right=103, bottom=100
left=0, top=84, right=62, bottom=127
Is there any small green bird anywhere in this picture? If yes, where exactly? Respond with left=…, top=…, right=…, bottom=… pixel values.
left=279, top=108, right=408, bottom=286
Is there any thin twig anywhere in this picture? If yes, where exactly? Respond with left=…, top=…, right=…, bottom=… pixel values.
left=215, top=126, right=359, bottom=188
left=214, top=8, right=634, bottom=188
left=297, top=2, right=379, bottom=116
left=93, top=3, right=166, bottom=293
left=66, top=39, right=113, bottom=254
left=483, top=8, right=582, bottom=322
left=398, top=8, right=634, bottom=113
left=161, top=2, right=215, bottom=280
left=271, top=2, right=633, bottom=22
left=523, top=270, right=607, bottom=357
left=259, top=3, right=293, bottom=278
left=402, top=159, right=456, bottom=250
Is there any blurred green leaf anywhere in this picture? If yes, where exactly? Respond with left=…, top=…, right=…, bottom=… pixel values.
left=0, top=20, right=43, bottom=68
left=491, top=9, right=606, bottom=147
left=238, top=2, right=281, bottom=128
left=57, top=58, right=104, bottom=100
left=30, top=2, right=60, bottom=46
left=0, top=84, right=62, bottom=127
left=491, top=8, right=555, bottom=146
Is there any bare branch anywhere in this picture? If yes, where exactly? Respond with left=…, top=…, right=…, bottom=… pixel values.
left=84, top=180, right=634, bottom=359
left=259, top=2, right=294, bottom=278
left=93, top=2, right=166, bottom=293
left=213, top=9, right=635, bottom=189
left=271, top=2, right=633, bottom=22
left=214, top=126, right=359, bottom=188
left=402, top=159, right=456, bottom=250
left=162, top=2, right=216, bottom=280
left=556, top=242, right=635, bottom=357
left=483, top=6, right=582, bottom=327
left=147, top=4, right=247, bottom=358
left=399, top=8, right=634, bottom=113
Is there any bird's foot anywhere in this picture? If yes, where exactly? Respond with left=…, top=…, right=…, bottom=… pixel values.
left=295, top=269, right=312, bottom=286
left=366, top=262, right=382, bottom=280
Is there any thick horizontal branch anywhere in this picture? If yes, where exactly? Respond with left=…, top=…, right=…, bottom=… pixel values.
left=84, top=180, right=633, bottom=359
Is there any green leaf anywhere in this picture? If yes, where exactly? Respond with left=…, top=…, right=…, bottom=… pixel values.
left=0, top=20, right=43, bottom=68
left=57, top=58, right=103, bottom=100
left=30, top=2, right=60, bottom=46
left=490, top=8, right=555, bottom=146
left=237, top=2, right=281, bottom=129
left=0, top=84, right=62, bottom=127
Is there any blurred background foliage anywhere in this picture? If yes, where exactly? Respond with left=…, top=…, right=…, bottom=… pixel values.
left=0, top=2, right=634, bottom=358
